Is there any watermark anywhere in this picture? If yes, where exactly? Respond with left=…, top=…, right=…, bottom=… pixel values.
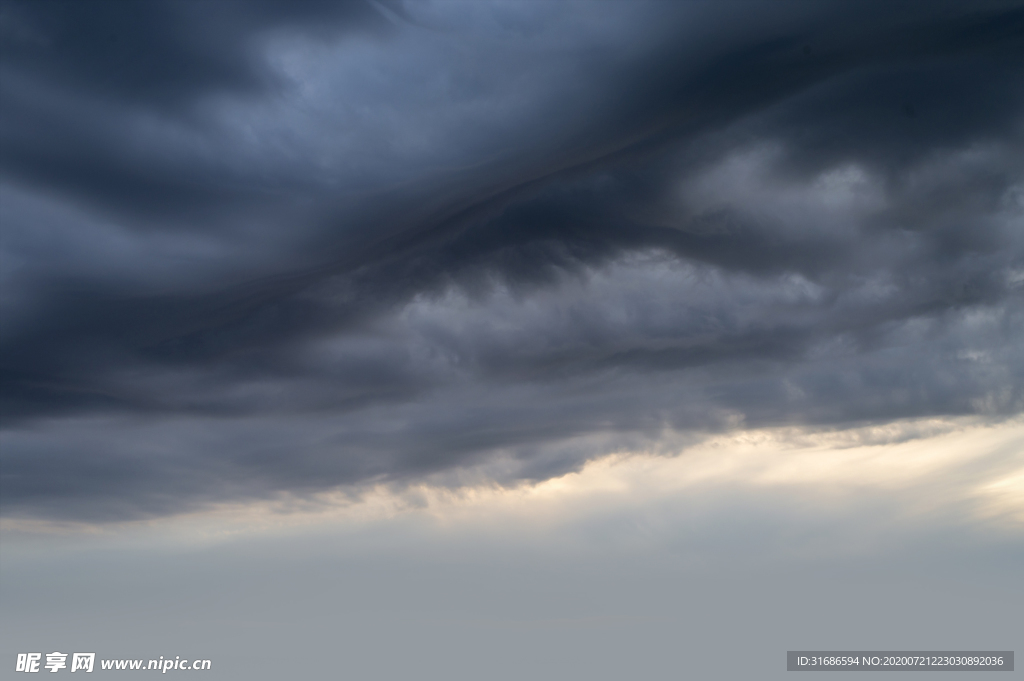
left=787, top=651, right=1014, bottom=672
left=15, top=653, right=211, bottom=673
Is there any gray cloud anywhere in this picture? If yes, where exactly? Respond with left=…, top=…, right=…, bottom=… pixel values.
left=2, top=0, right=1022, bottom=521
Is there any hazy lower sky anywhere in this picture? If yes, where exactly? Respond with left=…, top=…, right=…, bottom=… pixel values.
left=1, top=1, right=1022, bottom=678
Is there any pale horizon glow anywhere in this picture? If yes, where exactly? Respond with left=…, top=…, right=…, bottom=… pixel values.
left=5, top=416, right=1020, bottom=550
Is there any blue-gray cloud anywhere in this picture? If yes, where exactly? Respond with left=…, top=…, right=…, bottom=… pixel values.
left=1, top=0, right=1022, bottom=521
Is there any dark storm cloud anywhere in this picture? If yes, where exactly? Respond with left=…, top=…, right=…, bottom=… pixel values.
left=2, top=0, right=1022, bottom=521
left=0, top=0, right=386, bottom=104
left=0, top=0, right=392, bottom=218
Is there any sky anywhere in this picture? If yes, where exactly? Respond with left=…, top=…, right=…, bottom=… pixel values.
left=1, top=1, right=1022, bottom=679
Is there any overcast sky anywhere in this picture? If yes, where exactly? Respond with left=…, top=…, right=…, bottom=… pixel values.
left=1, top=1, right=1022, bottom=677
left=3, top=0, right=1022, bottom=522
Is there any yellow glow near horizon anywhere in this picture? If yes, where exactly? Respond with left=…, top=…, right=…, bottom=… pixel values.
left=3, top=416, right=1022, bottom=543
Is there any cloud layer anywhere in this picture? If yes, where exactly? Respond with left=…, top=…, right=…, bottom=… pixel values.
left=2, top=0, right=1022, bottom=521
